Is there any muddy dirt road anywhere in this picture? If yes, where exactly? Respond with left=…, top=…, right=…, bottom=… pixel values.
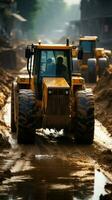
left=0, top=97, right=112, bottom=199
left=0, top=66, right=112, bottom=200
left=0, top=133, right=112, bottom=199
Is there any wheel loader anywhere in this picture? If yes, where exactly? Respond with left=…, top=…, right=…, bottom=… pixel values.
left=72, top=36, right=111, bottom=83
left=11, top=39, right=94, bottom=144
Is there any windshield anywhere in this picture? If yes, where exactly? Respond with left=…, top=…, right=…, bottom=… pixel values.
left=39, top=50, right=70, bottom=81
left=80, top=41, right=95, bottom=53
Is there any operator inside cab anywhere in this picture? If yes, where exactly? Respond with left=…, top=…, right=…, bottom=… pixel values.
left=56, top=55, right=67, bottom=77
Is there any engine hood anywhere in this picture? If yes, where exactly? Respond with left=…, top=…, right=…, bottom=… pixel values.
left=43, top=77, right=70, bottom=89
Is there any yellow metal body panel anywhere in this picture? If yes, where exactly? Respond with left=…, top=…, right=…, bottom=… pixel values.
left=72, top=76, right=85, bottom=85
left=95, top=48, right=111, bottom=58
left=34, top=43, right=72, bottom=50
left=42, top=77, right=70, bottom=111
left=104, top=50, right=111, bottom=57
left=17, top=74, right=35, bottom=91
left=43, top=77, right=70, bottom=88
left=17, top=74, right=29, bottom=84
left=71, top=76, right=85, bottom=91
left=95, top=48, right=105, bottom=57
left=80, top=36, right=98, bottom=41
left=72, top=48, right=78, bottom=57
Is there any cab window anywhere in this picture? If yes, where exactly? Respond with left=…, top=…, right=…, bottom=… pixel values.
left=39, top=50, right=70, bottom=82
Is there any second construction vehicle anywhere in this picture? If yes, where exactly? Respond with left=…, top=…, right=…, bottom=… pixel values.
left=72, top=36, right=111, bottom=82
left=11, top=40, right=94, bottom=144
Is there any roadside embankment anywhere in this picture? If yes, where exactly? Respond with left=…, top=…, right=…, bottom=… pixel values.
left=0, top=67, right=13, bottom=147
left=0, top=41, right=26, bottom=146
left=94, top=67, right=112, bottom=135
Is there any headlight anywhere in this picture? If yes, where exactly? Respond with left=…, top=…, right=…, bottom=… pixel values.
left=65, top=90, right=69, bottom=95
left=48, top=90, right=52, bottom=94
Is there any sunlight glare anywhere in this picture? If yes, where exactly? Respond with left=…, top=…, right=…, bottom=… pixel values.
left=64, top=0, right=81, bottom=6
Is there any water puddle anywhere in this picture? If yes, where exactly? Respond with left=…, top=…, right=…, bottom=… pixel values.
left=0, top=151, right=111, bottom=200
left=35, top=154, right=54, bottom=160
left=92, top=169, right=109, bottom=199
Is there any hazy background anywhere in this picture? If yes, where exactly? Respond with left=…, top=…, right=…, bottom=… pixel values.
left=1, top=0, right=112, bottom=48
left=16, top=0, right=80, bottom=42
left=35, top=0, right=80, bottom=41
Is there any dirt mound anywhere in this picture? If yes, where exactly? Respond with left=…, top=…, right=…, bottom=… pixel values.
left=94, top=69, right=112, bottom=135
left=0, top=45, right=26, bottom=70
left=0, top=68, right=13, bottom=109
left=0, top=67, right=13, bottom=147
left=0, top=41, right=26, bottom=110
left=0, top=42, right=26, bottom=147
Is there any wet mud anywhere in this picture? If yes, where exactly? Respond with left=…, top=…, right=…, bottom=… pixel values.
left=0, top=138, right=111, bottom=200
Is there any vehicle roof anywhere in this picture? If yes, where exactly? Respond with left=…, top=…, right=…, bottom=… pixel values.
left=34, top=43, right=72, bottom=50
left=80, top=36, right=98, bottom=41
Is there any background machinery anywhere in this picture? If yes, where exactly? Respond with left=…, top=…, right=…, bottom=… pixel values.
left=72, top=36, right=111, bottom=83
left=11, top=40, right=94, bottom=145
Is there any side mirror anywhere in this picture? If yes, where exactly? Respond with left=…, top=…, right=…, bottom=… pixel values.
left=25, top=47, right=31, bottom=59
left=78, top=48, right=83, bottom=60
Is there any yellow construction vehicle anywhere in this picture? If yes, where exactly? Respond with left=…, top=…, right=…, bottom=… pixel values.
left=72, top=36, right=111, bottom=82
left=11, top=40, right=94, bottom=144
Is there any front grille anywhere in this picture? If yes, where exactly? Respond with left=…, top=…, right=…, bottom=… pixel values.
left=47, top=94, right=69, bottom=115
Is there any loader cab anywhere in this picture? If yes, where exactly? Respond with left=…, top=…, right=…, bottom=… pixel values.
left=79, top=36, right=97, bottom=64
left=32, top=45, right=72, bottom=99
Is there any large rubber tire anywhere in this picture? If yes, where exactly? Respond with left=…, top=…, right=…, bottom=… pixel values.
left=17, top=89, right=37, bottom=144
left=87, top=58, right=97, bottom=83
left=63, top=126, right=70, bottom=137
left=11, top=83, right=16, bottom=133
left=75, top=89, right=94, bottom=144
left=98, top=57, right=108, bottom=78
